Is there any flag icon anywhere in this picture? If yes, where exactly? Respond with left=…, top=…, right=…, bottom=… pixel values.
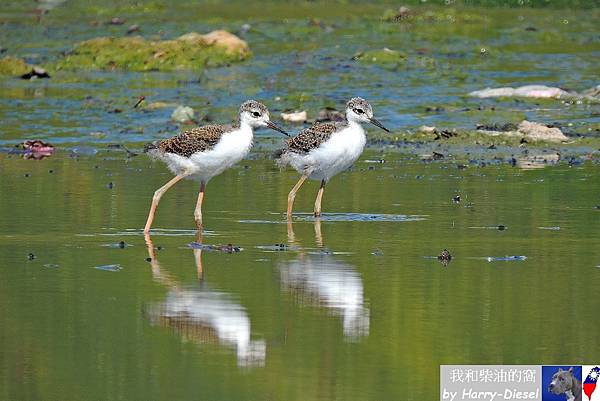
left=584, top=366, right=600, bottom=401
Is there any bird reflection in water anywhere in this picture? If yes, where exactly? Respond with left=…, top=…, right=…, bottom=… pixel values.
left=280, top=220, right=370, bottom=340
left=144, top=233, right=266, bottom=367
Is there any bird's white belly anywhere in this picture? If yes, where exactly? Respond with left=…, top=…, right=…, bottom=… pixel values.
left=162, top=129, right=253, bottom=182
left=290, top=127, right=366, bottom=181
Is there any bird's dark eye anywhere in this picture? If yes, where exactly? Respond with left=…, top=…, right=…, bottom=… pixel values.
left=355, top=108, right=364, bottom=114
left=252, top=111, right=261, bottom=117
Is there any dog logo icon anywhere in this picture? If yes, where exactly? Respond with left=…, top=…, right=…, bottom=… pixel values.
left=543, top=366, right=583, bottom=401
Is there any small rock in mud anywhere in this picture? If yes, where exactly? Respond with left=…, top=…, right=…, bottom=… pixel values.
left=517, top=120, right=568, bottom=142
left=171, top=105, right=196, bottom=124
left=469, top=85, right=570, bottom=99
left=20, top=66, right=50, bottom=79
left=127, top=24, right=140, bottom=34
left=281, top=110, right=307, bottom=123
left=107, top=17, right=126, bottom=25
left=418, top=125, right=437, bottom=134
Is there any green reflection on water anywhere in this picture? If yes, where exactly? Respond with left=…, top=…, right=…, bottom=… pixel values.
left=1, top=152, right=599, bottom=400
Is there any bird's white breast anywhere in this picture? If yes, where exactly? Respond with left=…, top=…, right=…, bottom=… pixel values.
left=307, top=123, right=366, bottom=181
left=164, top=126, right=253, bottom=181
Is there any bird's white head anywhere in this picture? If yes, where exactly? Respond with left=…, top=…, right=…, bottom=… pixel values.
left=239, top=100, right=289, bottom=136
left=345, top=97, right=390, bottom=132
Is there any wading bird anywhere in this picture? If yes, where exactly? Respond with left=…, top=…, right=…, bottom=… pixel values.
left=276, top=97, right=389, bottom=218
left=143, top=100, right=288, bottom=232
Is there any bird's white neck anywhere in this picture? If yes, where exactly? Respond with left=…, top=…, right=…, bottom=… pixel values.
left=239, top=120, right=254, bottom=133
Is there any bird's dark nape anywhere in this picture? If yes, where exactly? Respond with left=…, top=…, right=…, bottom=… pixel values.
left=272, top=148, right=285, bottom=159
left=143, top=142, right=158, bottom=153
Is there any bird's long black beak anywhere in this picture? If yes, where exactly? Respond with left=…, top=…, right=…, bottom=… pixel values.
left=368, top=117, right=390, bottom=133
left=265, top=120, right=290, bottom=136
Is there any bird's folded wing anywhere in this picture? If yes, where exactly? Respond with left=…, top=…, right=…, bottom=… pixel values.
left=159, top=125, right=233, bottom=157
left=286, top=122, right=345, bottom=154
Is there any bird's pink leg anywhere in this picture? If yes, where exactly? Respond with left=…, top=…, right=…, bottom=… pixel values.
left=143, top=174, right=186, bottom=233
left=287, top=174, right=308, bottom=219
left=194, top=181, right=206, bottom=231
left=314, top=179, right=326, bottom=217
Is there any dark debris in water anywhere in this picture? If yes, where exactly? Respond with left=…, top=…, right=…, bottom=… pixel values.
left=469, top=225, right=507, bottom=230
left=256, top=243, right=299, bottom=252
left=189, top=242, right=242, bottom=253
left=437, top=249, right=452, bottom=266
left=20, top=67, right=50, bottom=80
left=103, top=241, right=131, bottom=248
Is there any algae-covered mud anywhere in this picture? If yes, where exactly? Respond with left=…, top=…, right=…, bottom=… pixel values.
left=1, top=1, right=599, bottom=149
left=1, top=1, right=600, bottom=400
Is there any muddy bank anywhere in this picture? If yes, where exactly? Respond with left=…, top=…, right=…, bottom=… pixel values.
left=53, top=30, right=250, bottom=72
left=0, top=30, right=250, bottom=75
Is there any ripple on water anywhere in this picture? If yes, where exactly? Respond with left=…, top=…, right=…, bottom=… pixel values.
left=84, top=228, right=216, bottom=237
left=240, top=213, right=427, bottom=224
left=294, top=213, right=427, bottom=222
left=92, top=264, right=122, bottom=272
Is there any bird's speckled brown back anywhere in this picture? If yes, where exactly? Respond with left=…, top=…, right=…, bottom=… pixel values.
left=155, top=124, right=238, bottom=157
left=284, top=121, right=348, bottom=154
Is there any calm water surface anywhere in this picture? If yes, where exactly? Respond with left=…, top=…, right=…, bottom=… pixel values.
left=1, top=152, right=599, bottom=400
left=1, top=1, right=600, bottom=399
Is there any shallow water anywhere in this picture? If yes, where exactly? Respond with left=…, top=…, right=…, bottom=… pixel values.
left=1, top=152, right=600, bottom=400
left=1, top=1, right=600, bottom=400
